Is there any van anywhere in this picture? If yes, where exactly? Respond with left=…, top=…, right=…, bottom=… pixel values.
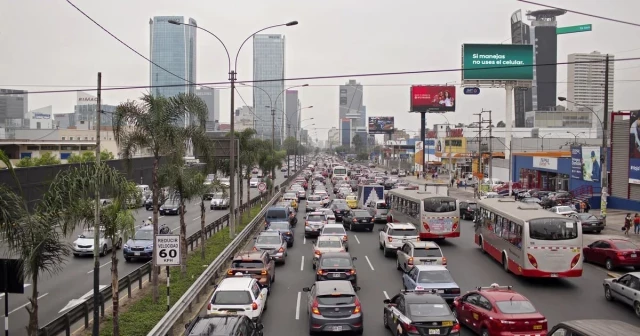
left=264, top=206, right=289, bottom=226
left=137, top=185, right=151, bottom=198
left=366, top=199, right=388, bottom=223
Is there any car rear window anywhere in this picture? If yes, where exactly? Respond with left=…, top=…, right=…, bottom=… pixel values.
left=408, top=303, right=451, bottom=317
left=231, top=260, right=264, bottom=269
left=376, top=203, right=387, bottom=209
left=352, top=210, right=369, bottom=217
left=317, top=240, right=342, bottom=248
left=266, top=210, right=287, bottom=219
left=211, top=290, right=252, bottom=305
left=413, top=248, right=443, bottom=258
left=389, top=228, right=417, bottom=236
left=308, top=195, right=322, bottom=201
left=321, top=257, right=351, bottom=267
left=495, top=300, right=537, bottom=314
left=307, top=215, right=325, bottom=222
left=323, top=227, right=346, bottom=235
left=317, top=295, right=355, bottom=305
left=467, top=203, right=477, bottom=209
left=256, top=235, right=281, bottom=245
left=417, top=270, right=454, bottom=283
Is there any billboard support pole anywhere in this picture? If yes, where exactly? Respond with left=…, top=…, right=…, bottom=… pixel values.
left=420, top=112, right=426, bottom=174
left=601, top=55, right=610, bottom=223
left=505, top=83, right=514, bottom=196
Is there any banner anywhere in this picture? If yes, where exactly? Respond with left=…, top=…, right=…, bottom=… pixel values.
left=414, top=141, right=423, bottom=172
left=630, top=111, right=640, bottom=184
left=570, top=147, right=582, bottom=180
left=368, top=116, right=394, bottom=134
left=410, top=86, right=456, bottom=112
left=581, top=146, right=601, bottom=182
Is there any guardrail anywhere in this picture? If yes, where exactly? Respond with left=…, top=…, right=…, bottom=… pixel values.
left=38, top=168, right=304, bottom=336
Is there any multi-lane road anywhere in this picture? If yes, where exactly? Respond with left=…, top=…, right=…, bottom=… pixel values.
left=1, top=174, right=287, bottom=334
left=204, top=180, right=639, bottom=336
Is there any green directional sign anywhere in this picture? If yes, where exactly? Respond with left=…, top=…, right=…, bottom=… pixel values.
left=557, top=24, right=592, bottom=35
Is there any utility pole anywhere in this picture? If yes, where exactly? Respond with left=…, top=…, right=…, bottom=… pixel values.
left=271, top=107, right=276, bottom=149
left=228, top=70, right=237, bottom=238
left=476, top=113, right=483, bottom=179
left=287, top=122, right=291, bottom=176
left=601, top=54, right=610, bottom=224
left=483, top=109, right=493, bottom=181
left=92, top=72, right=102, bottom=336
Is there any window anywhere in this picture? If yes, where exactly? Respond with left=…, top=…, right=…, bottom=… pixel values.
left=69, top=137, right=74, bottom=140
left=424, top=198, right=456, bottom=212
left=211, top=290, right=252, bottom=304
left=408, top=303, right=451, bottom=317
left=417, top=270, right=454, bottom=283
left=464, top=294, right=479, bottom=305
left=317, top=295, right=355, bottom=305
left=495, top=300, right=537, bottom=314
left=61, top=137, right=66, bottom=140
left=550, top=327, right=568, bottom=336
left=231, top=260, right=264, bottom=269
left=477, top=296, right=492, bottom=310
left=529, top=219, right=578, bottom=241
left=413, top=248, right=443, bottom=258
left=389, top=228, right=417, bottom=236
left=320, top=257, right=351, bottom=267
left=322, top=227, right=345, bottom=235
left=251, top=283, right=261, bottom=299
left=26, top=146, right=39, bottom=150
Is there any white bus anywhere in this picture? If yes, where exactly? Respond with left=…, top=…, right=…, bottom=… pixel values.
left=331, top=165, right=349, bottom=182
left=475, top=198, right=583, bottom=278
left=387, top=189, right=460, bottom=240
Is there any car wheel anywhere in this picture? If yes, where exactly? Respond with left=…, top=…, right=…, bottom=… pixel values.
left=596, top=230, right=602, bottom=234
left=100, top=245, right=108, bottom=257
left=502, top=253, right=509, bottom=273
left=605, top=258, right=614, bottom=270
left=281, top=258, right=286, bottom=265
left=73, top=253, right=79, bottom=257
left=383, top=311, right=389, bottom=329
left=124, top=257, right=131, bottom=262
left=604, top=285, right=614, bottom=301
left=383, top=245, right=392, bottom=258
left=379, top=241, right=383, bottom=250
left=396, top=258, right=401, bottom=271
left=355, top=329, right=363, bottom=335
left=635, top=301, right=640, bottom=318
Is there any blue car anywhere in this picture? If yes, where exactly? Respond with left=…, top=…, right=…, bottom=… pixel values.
left=123, top=225, right=154, bottom=262
left=266, top=221, right=294, bottom=247
left=264, top=206, right=289, bottom=227
left=402, top=265, right=460, bottom=303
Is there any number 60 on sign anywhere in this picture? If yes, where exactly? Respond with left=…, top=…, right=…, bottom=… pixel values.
left=155, top=234, right=181, bottom=266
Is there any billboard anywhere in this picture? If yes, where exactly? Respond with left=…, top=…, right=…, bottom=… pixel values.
left=414, top=141, right=423, bottom=172
left=368, top=116, right=394, bottom=134
left=570, top=147, right=582, bottom=180
left=462, top=44, right=534, bottom=81
left=572, top=146, right=602, bottom=182
left=630, top=111, right=640, bottom=184
left=32, top=113, right=51, bottom=120
left=410, top=86, right=456, bottom=112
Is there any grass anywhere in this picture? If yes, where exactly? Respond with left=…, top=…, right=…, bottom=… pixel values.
left=96, top=205, right=263, bottom=336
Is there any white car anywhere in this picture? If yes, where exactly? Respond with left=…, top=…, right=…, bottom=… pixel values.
left=316, top=208, right=337, bottom=223
left=398, top=170, right=407, bottom=177
left=207, top=275, right=268, bottom=322
left=219, top=177, right=230, bottom=187
left=549, top=205, right=577, bottom=216
left=210, top=192, right=230, bottom=210
left=320, top=224, right=349, bottom=251
left=379, top=223, right=419, bottom=257
left=311, top=236, right=345, bottom=269
left=250, top=178, right=260, bottom=188
left=72, top=228, right=120, bottom=257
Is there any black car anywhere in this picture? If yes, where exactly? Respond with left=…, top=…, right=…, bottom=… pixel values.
left=330, top=203, right=351, bottom=222
left=383, top=180, right=396, bottom=190
left=159, top=200, right=183, bottom=216
left=184, top=314, right=264, bottom=336
left=458, top=201, right=477, bottom=220
left=383, top=289, right=460, bottom=335
left=342, top=210, right=374, bottom=231
left=316, top=252, right=358, bottom=285
left=569, top=213, right=605, bottom=233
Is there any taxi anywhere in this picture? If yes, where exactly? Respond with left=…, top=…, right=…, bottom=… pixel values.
left=346, top=195, right=358, bottom=209
left=383, top=288, right=460, bottom=335
left=207, top=274, right=268, bottom=322
left=282, top=192, right=298, bottom=210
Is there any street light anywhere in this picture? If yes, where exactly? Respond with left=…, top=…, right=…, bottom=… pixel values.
left=168, top=19, right=298, bottom=238
left=271, top=84, right=309, bottom=150
left=540, top=133, right=553, bottom=151
left=567, top=131, right=586, bottom=144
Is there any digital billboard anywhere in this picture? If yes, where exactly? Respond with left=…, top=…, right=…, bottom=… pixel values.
left=630, top=111, right=640, bottom=184
left=462, top=44, right=534, bottom=81
left=368, top=116, right=394, bottom=134
left=410, top=86, right=456, bottom=112
left=572, top=146, right=601, bottom=182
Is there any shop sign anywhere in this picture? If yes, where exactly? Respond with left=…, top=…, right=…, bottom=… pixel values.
left=446, top=128, right=463, bottom=137
left=426, top=131, right=437, bottom=138
left=532, top=157, right=557, bottom=171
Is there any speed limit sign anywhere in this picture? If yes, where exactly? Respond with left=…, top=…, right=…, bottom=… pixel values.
left=258, top=182, right=267, bottom=192
left=155, top=234, right=180, bottom=266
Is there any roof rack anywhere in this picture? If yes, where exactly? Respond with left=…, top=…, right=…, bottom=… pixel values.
left=477, top=284, right=513, bottom=291
left=401, top=287, right=439, bottom=294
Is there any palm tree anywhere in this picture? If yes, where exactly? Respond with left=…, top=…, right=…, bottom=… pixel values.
left=234, top=128, right=258, bottom=214
left=113, top=92, right=210, bottom=302
left=199, top=178, right=225, bottom=260
left=256, top=140, right=286, bottom=195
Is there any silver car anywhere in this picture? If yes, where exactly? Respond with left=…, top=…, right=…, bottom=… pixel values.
left=312, top=236, right=345, bottom=269
left=302, top=280, right=363, bottom=335
left=209, top=192, right=230, bottom=210
left=305, top=212, right=327, bottom=238
left=306, top=195, right=323, bottom=212
left=73, top=228, right=119, bottom=257
left=603, top=272, right=640, bottom=315
left=253, top=231, right=288, bottom=264
left=320, top=224, right=349, bottom=251
left=396, top=241, right=446, bottom=272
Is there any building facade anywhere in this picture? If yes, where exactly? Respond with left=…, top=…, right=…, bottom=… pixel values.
left=328, top=127, right=340, bottom=148
left=72, top=92, right=115, bottom=129
left=196, top=87, right=220, bottom=131
left=511, top=10, right=533, bottom=127
left=253, top=34, right=285, bottom=143
left=27, top=106, right=53, bottom=129
left=285, top=90, right=299, bottom=138
left=234, top=106, right=254, bottom=132
left=339, top=80, right=365, bottom=128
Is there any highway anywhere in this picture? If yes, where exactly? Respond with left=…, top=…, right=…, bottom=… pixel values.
left=1, top=174, right=287, bottom=334
left=201, top=180, right=640, bottom=336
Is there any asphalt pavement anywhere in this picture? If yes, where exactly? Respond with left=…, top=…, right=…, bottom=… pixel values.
left=1, top=174, right=286, bottom=334
left=196, top=178, right=640, bottom=336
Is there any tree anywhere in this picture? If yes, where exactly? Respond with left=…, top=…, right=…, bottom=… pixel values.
left=231, top=128, right=258, bottom=215
left=255, top=140, right=285, bottom=194
left=67, top=150, right=115, bottom=163
left=352, top=134, right=364, bottom=153
left=496, top=120, right=506, bottom=128
left=199, top=178, right=225, bottom=259
left=113, top=92, right=211, bottom=302
left=15, top=152, right=61, bottom=167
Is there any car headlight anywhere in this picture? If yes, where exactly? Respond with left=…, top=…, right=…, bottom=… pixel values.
left=123, top=244, right=129, bottom=249
left=172, top=208, right=178, bottom=211
left=145, top=245, right=153, bottom=250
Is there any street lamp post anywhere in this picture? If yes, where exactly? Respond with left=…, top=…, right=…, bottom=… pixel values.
left=298, top=119, right=314, bottom=167
left=540, top=133, right=553, bottom=151
left=566, top=131, right=585, bottom=145
left=168, top=19, right=298, bottom=238
left=270, top=84, right=309, bottom=150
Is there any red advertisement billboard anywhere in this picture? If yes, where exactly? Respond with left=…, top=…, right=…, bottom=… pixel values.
left=410, top=85, right=456, bottom=112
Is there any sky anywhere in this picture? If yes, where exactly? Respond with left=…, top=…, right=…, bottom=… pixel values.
left=2, top=0, right=640, bottom=142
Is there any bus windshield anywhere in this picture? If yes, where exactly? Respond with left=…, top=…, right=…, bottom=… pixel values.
left=423, top=198, right=457, bottom=212
left=529, top=218, right=578, bottom=241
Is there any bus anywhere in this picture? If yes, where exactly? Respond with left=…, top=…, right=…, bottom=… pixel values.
left=332, top=165, right=349, bottom=182
left=474, top=198, right=583, bottom=278
left=387, top=189, right=460, bottom=240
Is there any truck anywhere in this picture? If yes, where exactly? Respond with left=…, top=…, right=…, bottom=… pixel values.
left=357, top=184, right=384, bottom=209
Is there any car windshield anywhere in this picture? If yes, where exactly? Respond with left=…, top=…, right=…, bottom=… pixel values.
left=317, top=240, right=342, bottom=248
left=211, top=290, right=252, bottom=305
left=323, top=227, right=346, bottom=235
left=467, top=203, right=477, bottom=209
left=352, top=210, right=370, bottom=217
left=389, top=228, right=418, bottom=236
left=134, top=230, right=154, bottom=240
left=529, top=218, right=578, bottom=241
left=408, top=303, right=451, bottom=317
left=163, top=202, right=178, bottom=208
left=556, top=206, right=573, bottom=212
left=317, top=295, right=355, bottom=305
left=307, top=215, right=325, bottom=222
left=213, top=193, right=224, bottom=198
left=413, top=248, right=443, bottom=258
left=376, top=203, right=387, bottom=209
left=346, top=196, right=357, bottom=201
left=266, top=210, right=287, bottom=219
left=321, top=257, right=351, bottom=267
left=615, top=240, right=639, bottom=250
left=231, top=260, right=264, bottom=269
left=577, top=214, right=597, bottom=220
left=423, top=198, right=457, bottom=212
left=284, top=193, right=297, bottom=199
left=269, top=222, right=289, bottom=231
left=417, top=270, right=454, bottom=283
left=308, top=195, right=322, bottom=201
left=495, top=300, right=537, bottom=314
left=251, top=178, right=259, bottom=183
left=79, top=231, right=103, bottom=239
left=334, top=204, right=350, bottom=210
left=256, top=236, right=281, bottom=245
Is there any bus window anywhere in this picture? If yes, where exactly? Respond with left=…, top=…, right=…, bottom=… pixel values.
left=529, top=219, right=578, bottom=241
left=423, top=198, right=456, bottom=212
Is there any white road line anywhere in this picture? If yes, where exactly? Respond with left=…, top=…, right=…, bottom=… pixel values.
left=10, top=293, right=48, bottom=315
left=354, top=235, right=361, bottom=244
left=303, top=236, right=307, bottom=245
left=192, top=216, right=201, bottom=221
left=300, top=256, right=305, bottom=271
left=383, top=291, right=390, bottom=300
left=365, top=256, right=375, bottom=271
left=159, top=216, right=164, bottom=219
left=171, top=226, right=179, bottom=232
left=87, top=261, right=113, bottom=274
left=295, top=292, right=301, bottom=320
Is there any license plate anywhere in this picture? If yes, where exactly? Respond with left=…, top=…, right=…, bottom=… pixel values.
left=442, top=321, right=453, bottom=327
left=332, top=273, right=341, bottom=278
left=423, top=261, right=434, bottom=265
left=436, top=290, right=444, bottom=293
left=633, top=254, right=637, bottom=258
left=533, top=325, right=542, bottom=330
left=361, top=220, right=366, bottom=222
left=429, top=329, right=440, bottom=335
left=134, top=252, right=140, bottom=256
left=331, top=326, right=342, bottom=332
left=550, top=273, right=558, bottom=277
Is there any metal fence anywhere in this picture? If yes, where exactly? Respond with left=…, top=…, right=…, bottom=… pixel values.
left=37, top=171, right=302, bottom=336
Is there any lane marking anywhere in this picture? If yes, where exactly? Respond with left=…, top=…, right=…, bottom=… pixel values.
left=365, top=256, right=375, bottom=271
left=303, top=236, right=306, bottom=245
left=171, top=226, right=179, bottom=232
left=10, top=293, right=48, bottom=315
left=192, top=216, right=201, bottom=221
left=87, top=261, right=113, bottom=274
left=159, top=216, right=165, bottom=219
left=607, top=271, right=623, bottom=278
left=295, top=292, right=301, bottom=320
left=300, top=256, right=305, bottom=271
left=354, top=235, right=361, bottom=244
left=383, top=291, right=390, bottom=300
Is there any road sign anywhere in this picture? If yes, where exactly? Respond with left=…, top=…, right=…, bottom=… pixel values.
left=463, top=87, right=480, bottom=95
left=155, top=235, right=180, bottom=266
left=258, top=182, right=267, bottom=192
left=557, top=24, right=592, bottom=35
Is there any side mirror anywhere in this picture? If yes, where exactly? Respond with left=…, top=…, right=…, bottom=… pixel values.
left=230, top=256, right=235, bottom=261
left=302, top=287, right=311, bottom=292
left=255, top=323, right=264, bottom=331
left=612, top=278, right=619, bottom=283
left=383, top=299, right=391, bottom=304
left=354, top=286, right=361, bottom=292
left=311, top=240, right=317, bottom=245
left=352, top=257, right=357, bottom=261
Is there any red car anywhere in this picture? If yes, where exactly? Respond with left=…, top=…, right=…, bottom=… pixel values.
left=295, top=178, right=308, bottom=190
left=453, top=284, right=547, bottom=336
left=583, top=238, right=640, bottom=271
left=493, top=182, right=522, bottom=193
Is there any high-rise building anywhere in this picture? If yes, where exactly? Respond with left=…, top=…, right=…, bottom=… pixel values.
left=285, top=90, right=299, bottom=138
left=149, top=16, right=197, bottom=126
left=328, top=127, right=340, bottom=148
left=511, top=10, right=533, bottom=127
left=196, top=87, right=220, bottom=131
left=567, top=51, right=614, bottom=114
left=72, top=92, right=115, bottom=128
left=339, top=80, right=364, bottom=128
left=0, top=89, right=28, bottom=128
left=253, top=34, right=285, bottom=143
left=340, top=118, right=351, bottom=147
left=234, top=106, right=254, bottom=131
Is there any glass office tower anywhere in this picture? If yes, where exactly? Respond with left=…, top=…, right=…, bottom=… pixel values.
left=253, top=34, right=285, bottom=143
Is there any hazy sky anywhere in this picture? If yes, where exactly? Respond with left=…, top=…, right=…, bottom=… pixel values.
left=2, top=0, right=639, bottom=141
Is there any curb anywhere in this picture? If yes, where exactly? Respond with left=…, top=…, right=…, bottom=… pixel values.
left=607, top=272, right=621, bottom=278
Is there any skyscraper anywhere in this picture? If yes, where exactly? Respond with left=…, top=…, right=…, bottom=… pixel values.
left=567, top=51, right=614, bottom=112
left=149, top=16, right=197, bottom=126
left=528, top=9, right=565, bottom=111
left=253, top=34, right=285, bottom=143
left=339, top=80, right=365, bottom=146
left=196, top=87, right=220, bottom=131
left=285, top=90, right=299, bottom=138
left=510, top=10, right=533, bottom=127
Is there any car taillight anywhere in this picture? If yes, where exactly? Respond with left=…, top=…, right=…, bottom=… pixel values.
left=347, top=269, right=356, bottom=275
left=571, top=253, right=581, bottom=268
left=402, top=321, right=418, bottom=333
left=207, top=303, right=211, bottom=310
left=343, top=235, right=348, bottom=241
left=251, top=302, right=258, bottom=310
left=467, top=207, right=472, bottom=211
left=261, top=269, right=267, bottom=275
left=252, top=247, right=258, bottom=251
left=305, top=221, right=309, bottom=226
left=353, top=297, right=362, bottom=314
left=227, top=269, right=233, bottom=275
left=407, top=257, right=414, bottom=265
left=317, top=269, right=326, bottom=275
left=388, top=236, right=393, bottom=242
left=278, top=247, right=285, bottom=253
left=315, top=250, right=322, bottom=255
left=311, top=299, right=321, bottom=315
left=527, top=253, right=538, bottom=268
left=450, top=288, right=460, bottom=294
left=352, top=218, right=358, bottom=223
left=442, top=257, right=447, bottom=265
left=451, top=323, right=460, bottom=333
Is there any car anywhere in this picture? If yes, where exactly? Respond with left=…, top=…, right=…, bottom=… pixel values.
left=159, top=199, right=184, bottom=216
left=250, top=178, right=260, bottom=188
left=266, top=221, right=294, bottom=247
left=383, top=288, right=460, bottom=336
left=453, top=284, right=547, bottom=335
left=481, top=191, right=501, bottom=199
left=549, top=205, right=577, bottom=216
left=330, top=203, right=351, bottom=222
left=282, top=192, right=298, bottom=210
left=316, top=208, right=336, bottom=223
left=253, top=231, right=288, bottom=264
left=520, top=197, right=542, bottom=205
left=303, top=280, right=363, bottom=335
left=209, top=192, right=230, bottom=210
left=256, top=171, right=264, bottom=178
left=306, top=195, right=324, bottom=212
left=548, top=319, right=640, bottom=336
left=342, top=209, right=374, bottom=232
left=305, top=212, right=328, bottom=238
left=569, top=213, right=605, bottom=233
left=184, top=314, right=264, bottom=336
left=584, top=238, right=640, bottom=270
left=345, top=195, right=358, bottom=209
left=227, top=251, right=275, bottom=290
left=123, top=225, right=154, bottom=262
left=72, top=227, right=120, bottom=257
left=458, top=200, right=477, bottom=220
left=320, top=224, right=349, bottom=251
left=379, top=223, right=419, bottom=257
left=338, top=187, right=352, bottom=198
left=206, top=275, right=268, bottom=322
left=315, top=252, right=358, bottom=285
left=402, top=265, right=460, bottom=303
left=264, top=206, right=289, bottom=227
left=604, top=272, right=640, bottom=317
left=219, top=177, right=231, bottom=187
left=281, top=167, right=287, bottom=172
left=311, top=236, right=345, bottom=269
left=398, top=169, right=407, bottom=177
left=252, top=167, right=259, bottom=174
left=365, top=199, right=388, bottom=223
left=396, top=241, right=446, bottom=272
left=390, top=168, right=399, bottom=175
